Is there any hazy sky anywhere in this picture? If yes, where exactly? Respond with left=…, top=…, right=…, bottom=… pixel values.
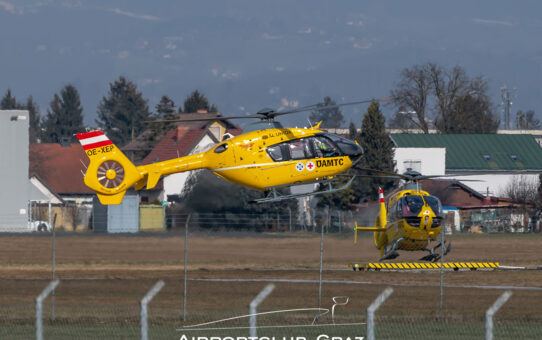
left=1, top=0, right=541, bottom=127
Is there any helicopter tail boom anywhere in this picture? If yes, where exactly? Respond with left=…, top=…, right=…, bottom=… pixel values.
left=354, top=187, right=388, bottom=244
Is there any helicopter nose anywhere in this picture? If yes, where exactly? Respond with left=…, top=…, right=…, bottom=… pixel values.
left=347, top=143, right=363, bottom=163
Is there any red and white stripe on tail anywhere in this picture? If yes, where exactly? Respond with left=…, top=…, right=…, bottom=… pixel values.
left=75, top=131, right=113, bottom=151
left=378, top=187, right=387, bottom=228
left=379, top=187, right=385, bottom=203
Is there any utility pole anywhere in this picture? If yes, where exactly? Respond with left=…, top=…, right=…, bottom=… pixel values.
left=500, top=84, right=516, bottom=130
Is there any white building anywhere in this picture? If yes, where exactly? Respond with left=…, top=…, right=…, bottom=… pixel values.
left=390, top=133, right=542, bottom=197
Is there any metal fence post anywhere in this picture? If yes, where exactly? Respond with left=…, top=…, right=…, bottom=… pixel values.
left=288, top=207, right=292, bottom=232
left=367, top=287, right=393, bottom=340
left=485, top=291, right=512, bottom=340
left=141, top=280, right=165, bottom=340
left=36, top=280, right=59, bottom=340
left=249, top=284, right=275, bottom=338
left=183, top=214, right=191, bottom=322
left=318, top=216, right=324, bottom=311
left=50, top=201, right=56, bottom=320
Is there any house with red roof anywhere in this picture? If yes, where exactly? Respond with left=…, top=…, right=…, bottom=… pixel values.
left=29, top=141, right=94, bottom=230
left=419, top=179, right=536, bottom=233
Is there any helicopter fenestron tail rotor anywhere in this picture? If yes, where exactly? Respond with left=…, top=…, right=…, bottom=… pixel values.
left=97, top=160, right=125, bottom=189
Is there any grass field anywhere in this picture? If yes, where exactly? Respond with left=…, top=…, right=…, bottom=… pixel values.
left=1, top=231, right=542, bottom=339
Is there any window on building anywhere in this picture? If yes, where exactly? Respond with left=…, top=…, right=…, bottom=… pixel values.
left=403, top=160, right=421, bottom=172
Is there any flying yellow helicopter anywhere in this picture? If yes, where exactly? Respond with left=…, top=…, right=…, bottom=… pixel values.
left=76, top=99, right=389, bottom=205
left=353, top=170, right=457, bottom=262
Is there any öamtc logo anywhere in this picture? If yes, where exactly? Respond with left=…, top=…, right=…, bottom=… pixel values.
left=316, top=158, right=344, bottom=167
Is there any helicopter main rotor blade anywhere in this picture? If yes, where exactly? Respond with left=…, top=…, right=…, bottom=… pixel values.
left=338, top=174, right=402, bottom=180
left=269, top=97, right=394, bottom=119
left=143, top=114, right=262, bottom=124
left=415, top=173, right=487, bottom=181
left=144, top=96, right=393, bottom=124
left=352, top=166, right=407, bottom=179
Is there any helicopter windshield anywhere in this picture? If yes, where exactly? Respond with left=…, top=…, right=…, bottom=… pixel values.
left=423, top=196, right=443, bottom=217
left=322, top=133, right=362, bottom=156
left=401, top=196, right=424, bottom=216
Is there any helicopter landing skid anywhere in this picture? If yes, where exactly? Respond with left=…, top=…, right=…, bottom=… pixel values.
left=379, top=237, right=405, bottom=261
left=420, top=240, right=452, bottom=262
left=250, top=176, right=355, bottom=204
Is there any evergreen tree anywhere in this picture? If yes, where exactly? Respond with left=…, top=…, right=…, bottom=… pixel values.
left=156, top=95, right=177, bottom=119
left=143, top=95, right=179, bottom=148
left=182, top=90, right=214, bottom=113
left=96, top=76, right=151, bottom=146
left=357, top=101, right=396, bottom=200
left=1, top=89, right=19, bottom=109
left=42, top=84, right=84, bottom=143
left=26, top=96, right=41, bottom=143
left=309, top=96, right=344, bottom=128
left=348, top=121, right=359, bottom=143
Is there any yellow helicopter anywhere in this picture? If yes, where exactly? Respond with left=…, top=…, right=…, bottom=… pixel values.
left=353, top=170, right=455, bottom=262
left=76, top=99, right=388, bottom=205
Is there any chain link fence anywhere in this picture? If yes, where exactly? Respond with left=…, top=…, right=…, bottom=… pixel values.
left=2, top=209, right=542, bottom=339
left=1, top=277, right=542, bottom=339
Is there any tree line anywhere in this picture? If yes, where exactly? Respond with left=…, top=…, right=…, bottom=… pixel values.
left=1, top=77, right=217, bottom=146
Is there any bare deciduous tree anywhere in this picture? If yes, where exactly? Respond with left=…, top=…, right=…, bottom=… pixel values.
left=516, top=110, right=541, bottom=130
left=502, top=175, right=538, bottom=203
left=390, top=62, right=499, bottom=134
left=390, top=64, right=431, bottom=133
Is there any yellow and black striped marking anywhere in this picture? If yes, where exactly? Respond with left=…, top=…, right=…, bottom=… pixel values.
left=350, top=262, right=500, bottom=271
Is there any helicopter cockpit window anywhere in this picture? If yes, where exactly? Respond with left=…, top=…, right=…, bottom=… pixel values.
left=214, top=143, right=228, bottom=154
left=312, top=136, right=338, bottom=158
left=401, top=196, right=424, bottom=216
left=423, top=196, right=443, bottom=217
left=324, top=133, right=360, bottom=155
left=266, top=145, right=284, bottom=161
left=390, top=200, right=402, bottom=221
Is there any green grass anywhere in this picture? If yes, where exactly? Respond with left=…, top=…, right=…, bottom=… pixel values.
left=2, top=320, right=541, bottom=340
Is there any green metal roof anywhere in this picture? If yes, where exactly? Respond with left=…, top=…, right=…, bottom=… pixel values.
left=390, top=134, right=542, bottom=171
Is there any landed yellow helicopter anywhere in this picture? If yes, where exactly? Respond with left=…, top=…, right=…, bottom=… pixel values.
left=76, top=99, right=389, bottom=205
left=353, top=170, right=459, bottom=262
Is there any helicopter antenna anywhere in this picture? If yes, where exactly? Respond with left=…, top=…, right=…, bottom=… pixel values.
left=79, top=159, right=88, bottom=170
left=307, top=118, right=313, bottom=129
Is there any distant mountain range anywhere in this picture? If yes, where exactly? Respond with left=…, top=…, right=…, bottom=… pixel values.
left=1, top=0, right=541, bottom=128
